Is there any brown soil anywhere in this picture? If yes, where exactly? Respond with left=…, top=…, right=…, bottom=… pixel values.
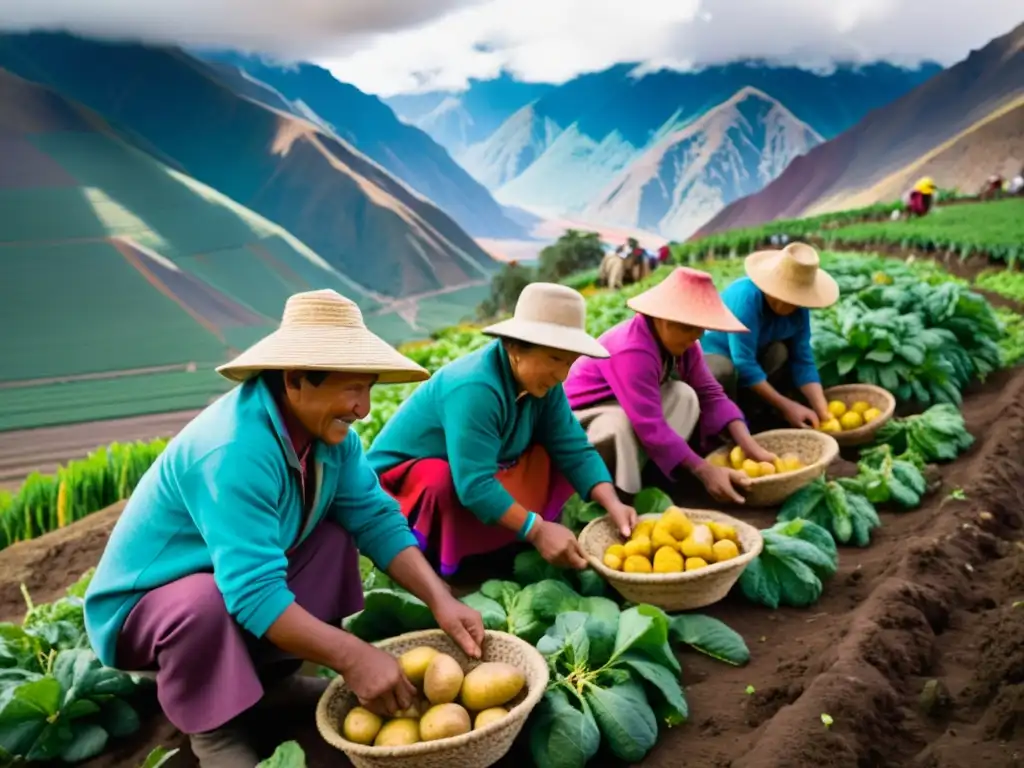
left=2, top=370, right=1023, bottom=768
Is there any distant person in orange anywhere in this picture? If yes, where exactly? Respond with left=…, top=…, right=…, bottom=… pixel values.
left=905, top=177, right=937, bottom=218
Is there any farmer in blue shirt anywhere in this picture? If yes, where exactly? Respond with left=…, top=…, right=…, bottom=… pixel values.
left=84, top=290, right=485, bottom=767
left=703, top=243, right=839, bottom=429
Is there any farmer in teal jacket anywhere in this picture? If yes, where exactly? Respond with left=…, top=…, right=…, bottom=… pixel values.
left=84, top=290, right=485, bottom=768
left=703, top=243, right=839, bottom=429
left=369, top=283, right=637, bottom=577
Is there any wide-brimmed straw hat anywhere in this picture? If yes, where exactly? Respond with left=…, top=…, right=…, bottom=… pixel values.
left=627, top=267, right=748, bottom=333
left=744, top=242, right=839, bottom=309
left=482, top=282, right=609, bottom=359
left=216, top=289, right=430, bottom=384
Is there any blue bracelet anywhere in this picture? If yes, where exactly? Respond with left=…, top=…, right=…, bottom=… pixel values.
left=518, top=512, right=538, bottom=541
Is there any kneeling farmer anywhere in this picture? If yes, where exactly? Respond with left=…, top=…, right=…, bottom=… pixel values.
left=368, top=283, right=637, bottom=577
left=84, top=290, right=485, bottom=767
left=702, top=243, right=839, bottom=430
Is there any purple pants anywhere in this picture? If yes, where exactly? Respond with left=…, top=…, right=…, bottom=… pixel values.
left=116, top=520, right=364, bottom=734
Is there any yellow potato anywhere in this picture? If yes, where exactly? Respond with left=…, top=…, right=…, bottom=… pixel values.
left=820, top=418, right=842, bottom=434
left=653, top=546, right=684, bottom=573
left=850, top=401, right=871, bottom=415
left=741, top=459, right=762, bottom=479
left=460, top=662, right=525, bottom=711
left=650, top=521, right=676, bottom=551
left=603, top=553, right=623, bottom=570
left=420, top=703, right=471, bottom=742
left=623, top=555, right=652, bottom=573
left=729, top=445, right=746, bottom=470
left=712, top=539, right=740, bottom=562
left=342, top=707, right=382, bottom=745
left=839, top=411, right=864, bottom=431
left=398, top=646, right=440, bottom=687
left=707, top=521, right=738, bottom=543
left=707, top=453, right=728, bottom=468
left=863, top=407, right=882, bottom=423
left=781, top=452, right=804, bottom=471
left=424, top=653, right=465, bottom=706
left=685, top=557, right=709, bottom=571
left=474, top=707, right=509, bottom=730
left=680, top=524, right=715, bottom=562
left=623, top=536, right=652, bottom=559
left=374, top=718, right=420, bottom=747
left=661, top=507, right=694, bottom=540
left=631, top=520, right=655, bottom=541
left=758, top=461, right=777, bottom=476
left=606, top=543, right=626, bottom=559
left=827, top=400, right=848, bottom=417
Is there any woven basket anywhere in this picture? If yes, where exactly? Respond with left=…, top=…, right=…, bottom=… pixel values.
left=315, top=630, right=549, bottom=768
left=578, top=509, right=762, bottom=611
left=705, top=428, right=839, bottom=507
left=823, top=384, right=896, bottom=446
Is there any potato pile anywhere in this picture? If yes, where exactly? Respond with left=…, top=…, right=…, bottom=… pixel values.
left=818, top=399, right=882, bottom=434
left=601, top=506, right=742, bottom=574
left=707, top=445, right=806, bottom=479
left=341, top=646, right=526, bottom=748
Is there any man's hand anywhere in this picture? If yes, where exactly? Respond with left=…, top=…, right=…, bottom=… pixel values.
left=693, top=463, right=750, bottom=505
left=432, top=595, right=485, bottom=660
left=529, top=520, right=588, bottom=569
left=779, top=399, right=820, bottom=429
left=339, top=642, right=417, bottom=717
left=604, top=500, right=637, bottom=538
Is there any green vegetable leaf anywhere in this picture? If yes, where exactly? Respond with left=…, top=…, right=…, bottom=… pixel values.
left=342, top=588, right=436, bottom=642
left=479, top=580, right=521, bottom=613
left=668, top=614, right=750, bottom=666
left=579, top=597, right=620, bottom=668
left=98, top=698, right=141, bottom=738
left=617, top=652, right=688, bottom=726
left=59, top=722, right=108, bottom=763
left=632, top=488, right=673, bottom=517
left=507, top=581, right=582, bottom=644
left=514, top=551, right=570, bottom=587
left=459, top=592, right=506, bottom=631
left=610, top=606, right=679, bottom=674
left=140, top=746, right=181, bottom=768
left=257, top=740, right=307, bottom=767
left=537, top=612, right=591, bottom=668
left=0, top=677, right=63, bottom=760
left=737, top=556, right=781, bottom=609
left=574, top=569, right=606, bottom=597
left=584, top=679, right=658, bottom=762
left=529, top=687, right=600, bottom=768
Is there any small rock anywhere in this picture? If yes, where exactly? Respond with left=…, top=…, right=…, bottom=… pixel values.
left=919, top=679, right=952, bottom=716
left=979, top=511, right=995, bottom=523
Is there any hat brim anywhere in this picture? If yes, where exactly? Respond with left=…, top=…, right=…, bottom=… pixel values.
left=626, top=293, right=748, bottom=333
left=481, top=318, right=610, bottom=359
left=215, top=326, right=430, bottom=384
left=745, top=250, right=840, bottom=309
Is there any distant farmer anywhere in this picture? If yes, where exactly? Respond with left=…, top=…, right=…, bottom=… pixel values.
left=368, top=283, right=637, bottom=576
left=905, top=176, right=937, bottom=218
left=1009, top=169, right=1024, bottom=196
left=702, top=243, right=839, bottom=430
left=84, top=290, right=485, bottom=767
left=564, top=268, right=776, bottom=504
left=657, top=244, right=671, bottom=264
left=981, top=174, right=1004, bottom=201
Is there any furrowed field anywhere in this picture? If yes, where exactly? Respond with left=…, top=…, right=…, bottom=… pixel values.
left=1, top=197, right=1023, bottom=768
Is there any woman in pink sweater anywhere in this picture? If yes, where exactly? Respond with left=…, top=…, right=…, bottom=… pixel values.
left=564, top=268, right=775, bottom=504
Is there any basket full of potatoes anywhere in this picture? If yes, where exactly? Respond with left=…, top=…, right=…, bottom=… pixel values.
left=818, top=384, right=896, bottom=446
left=578, top=505, right=763, bottom=611
left=316, top=630, right=549, bottom=768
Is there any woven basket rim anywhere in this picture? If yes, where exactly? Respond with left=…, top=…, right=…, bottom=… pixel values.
left=705, top=428, right=840, bottom=485
left=579, top=508, right=764, bottom=585
left=315, top=629, right=549, bottom=757
left=823, top=384, right=897, bottom=442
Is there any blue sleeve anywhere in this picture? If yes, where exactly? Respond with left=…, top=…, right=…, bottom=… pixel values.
left=179, top=446, right=295, bottom=639
left=441, top=382, right=517, bottom=524
left=328, top=430, right=418, bottom=570
left=726, top=284, right=769, bottom=388
left=536, top=388, right=613, bottom=497
left=788, top=309, right=821, bottom=387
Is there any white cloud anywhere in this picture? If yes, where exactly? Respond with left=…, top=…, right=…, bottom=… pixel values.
left=0, top=0, right=480, bottom=58
left=321, top=0, right=1024, bottom=95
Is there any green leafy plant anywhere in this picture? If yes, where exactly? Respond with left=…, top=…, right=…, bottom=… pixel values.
left=257, top=741, right=306, bottom=767
left=530, top=605, right=684, bottom=767
left=139, top=746, right=180, bottom=768
left=737, top=519, right=839, bottom=608
left=874, top=404, right=975, bottom=462
left=855, top=445, right=928, bottom=509
left=777, top=477, right=880, bottom=547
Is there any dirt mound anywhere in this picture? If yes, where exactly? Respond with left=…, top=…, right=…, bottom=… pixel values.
left=1, top=370, right=1022, bottom=767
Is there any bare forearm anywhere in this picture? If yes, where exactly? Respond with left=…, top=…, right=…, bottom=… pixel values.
left=800, top=382, right=829, bottom=417
left=726, top=419, right=759, bottom=453
left=589, top=482, right=620, bottom=511
left=265, top=603, right=363, bottom=672
left=385, top=546, right=453, bottom=610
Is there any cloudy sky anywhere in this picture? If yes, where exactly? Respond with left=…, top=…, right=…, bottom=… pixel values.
left=1, top=0, right=1021, bottom=95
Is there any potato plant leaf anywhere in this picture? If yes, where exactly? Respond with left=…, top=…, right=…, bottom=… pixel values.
left=668, top=614, right=750, bottom=666
left=529, top=687, right=600, bottom=768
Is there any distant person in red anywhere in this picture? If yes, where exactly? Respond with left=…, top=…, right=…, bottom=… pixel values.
left=657, top=244, right=671, bottom=264
left=905, top=177, right=937, bottom=218
left=981, top=174, right=1004, bottom=200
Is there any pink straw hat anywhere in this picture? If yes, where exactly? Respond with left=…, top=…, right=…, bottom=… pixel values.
left=627, top=268, right=748, bottom=333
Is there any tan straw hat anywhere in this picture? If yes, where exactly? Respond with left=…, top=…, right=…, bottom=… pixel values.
left=744, top=242, right=839, bottom=309
left=216, top=289, right=430, bottom=384
left=627, top=268, right=748, bottom=333
left=482, top=282, right=609, bottom=358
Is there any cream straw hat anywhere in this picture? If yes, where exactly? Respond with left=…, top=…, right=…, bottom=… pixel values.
left=482, top=283, right=609, bottom=359
left=744, top=242, right=840, bottom=309
left=216, top=289, right=430, bottom=384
